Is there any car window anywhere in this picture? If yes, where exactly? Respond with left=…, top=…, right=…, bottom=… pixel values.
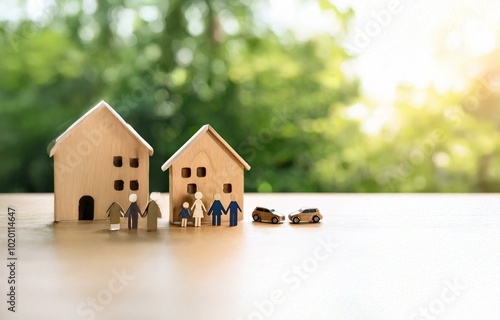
left=311, top=209, right=317, bottom=212
left=256, top=207, right=264, bottom=211
left=264, top=209, right=270, bottom=213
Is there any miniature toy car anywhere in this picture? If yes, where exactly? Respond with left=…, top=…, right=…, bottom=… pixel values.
left=288, top=208, right=323, bottom=224
left=252, top=207, right=285, bottom=224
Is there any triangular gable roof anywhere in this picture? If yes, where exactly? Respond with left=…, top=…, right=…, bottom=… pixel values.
left=161, top=124, right=251, bottom=171
left=49, top=100, right=154, bottom=157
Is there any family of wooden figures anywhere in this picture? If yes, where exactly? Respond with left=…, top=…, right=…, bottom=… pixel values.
left=183, top=191, right=242, bottom=227
left=106, top=191, right=242, bottom=231
left=106, top=193, right=162, bottom=231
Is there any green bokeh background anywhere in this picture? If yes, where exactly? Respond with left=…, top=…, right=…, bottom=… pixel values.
left=1, top=0, right=500, bottom=193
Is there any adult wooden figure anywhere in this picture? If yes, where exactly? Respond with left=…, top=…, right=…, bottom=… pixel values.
left=107, top=202, right=124, bottom=231
left=226, top=194, right=242, bottom=227
left=207, top=193, right=226, bottom=226
left=191, top=191, right=206, bottom=227
left=124, top=194, right=141, bottom=229
left=142, top=192, right=162, bottom=231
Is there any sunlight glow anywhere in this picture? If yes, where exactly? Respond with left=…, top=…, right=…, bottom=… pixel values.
left=0, top=0, right=22, bottom=21
left=82, top=0, right=97, bottom=15
left=345, top=103, right=369, bottom=120
left=284, top=0, right=500, bottom=102
left=344, top=103, right=393, bottom=136
left=261, top=0, right=341, bottom=40
left=26, top=0, right=55, bottom=22
left=433, top=152, right=450, bottom=168
left=139, top=6, right=160, bottom=23
left=114, top=8, right=135, bottom=38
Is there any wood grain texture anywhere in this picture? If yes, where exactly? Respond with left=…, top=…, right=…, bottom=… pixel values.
left=1, top=193, right=499, bottom=320
left=163, top=125, right=249, bottom=224
left=50, top=102, right=152, bottom=221
left=0, top=194, right=499, bottom=319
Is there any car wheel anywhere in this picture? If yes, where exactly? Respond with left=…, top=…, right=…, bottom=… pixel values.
left=292, top=217, right=300, bottom=224
left=271, top=217, right=279, bottom=224
left=312, top=216, right=320, bottom=223
left=253, top=214, right=261, bottom=222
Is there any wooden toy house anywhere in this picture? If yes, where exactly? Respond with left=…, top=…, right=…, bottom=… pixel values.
left=49, top=101, right=153, bottom=221
left=161, top=125, right=251, bottom=224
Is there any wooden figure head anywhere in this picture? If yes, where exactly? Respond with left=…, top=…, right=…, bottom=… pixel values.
left=150, top=192, right=160, bottom=201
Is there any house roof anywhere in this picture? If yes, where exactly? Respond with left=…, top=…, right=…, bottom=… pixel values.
left=161, top=124, right=251, bottom=171
left=49, top=100, right=154, bottom=157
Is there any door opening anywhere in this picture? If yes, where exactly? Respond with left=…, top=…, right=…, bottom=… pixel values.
left=79, top=196, right=94, bottom=220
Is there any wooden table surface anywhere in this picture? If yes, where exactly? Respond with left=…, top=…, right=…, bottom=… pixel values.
left=0, top=193, right=499, bottom=320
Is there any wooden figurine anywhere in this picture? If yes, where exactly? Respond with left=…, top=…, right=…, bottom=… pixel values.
left=49, top=100, right=153, bottom=222
left=142, top=192, right=162, bottom=231
left=207, top=193, right=226, bottom=226
left=124, top=194, right=141, bottom=229
left=106, top=202, right=124, bottom=231
left=226, top=194, right=242, bottom=227
left=191, top=191, right=206, bottom=227
left=160, top=124, right=251, bottom=225
left=252, top=207, right=285, bottom=224
left=178, top=202, right=191, bottom=227
left=288, top=208, right=323, bottom=224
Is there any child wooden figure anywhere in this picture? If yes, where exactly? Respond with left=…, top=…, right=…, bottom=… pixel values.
left=179, top=202, right=191, bottom=227
left=142, top=192, right=162, bottom=231
left=191, top=191, right=206, bottom=227
left=106, top=202, right=124, bottom=231
left=226, top=194, right=242, bottom=227
left=207, top=193, right=226, bottom=226
left=124, top=194, right=141, bottom=230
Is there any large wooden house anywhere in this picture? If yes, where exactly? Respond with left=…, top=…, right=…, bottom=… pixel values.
left=49, top=101, right=153, bottom=221
left=161, top=125, right=251, bottom=224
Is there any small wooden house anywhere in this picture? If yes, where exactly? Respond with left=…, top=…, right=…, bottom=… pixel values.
left=49, top=101, right=153, bottom=221
left=161, top=125, right=251, bottom=224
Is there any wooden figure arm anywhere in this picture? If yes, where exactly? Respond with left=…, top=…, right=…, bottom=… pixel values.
left=116, top=203, right=125, bottom=217
left=118, top=203, right=125, bottom=214
left=141, top=203, right=150, bottom=217
left=135, top=203, right=143, bottom=217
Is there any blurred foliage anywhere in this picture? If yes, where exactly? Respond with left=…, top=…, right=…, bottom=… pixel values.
left=0, top=0, right=499, bottom=193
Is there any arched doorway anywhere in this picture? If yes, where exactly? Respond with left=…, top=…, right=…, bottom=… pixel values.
left=79, top=196, right=94, bottom=220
